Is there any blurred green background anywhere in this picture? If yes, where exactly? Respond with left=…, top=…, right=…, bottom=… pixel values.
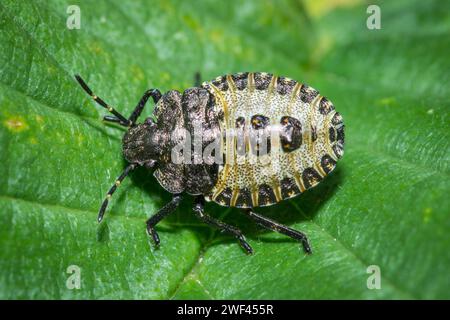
left=0, top=0, right=449, bottom=299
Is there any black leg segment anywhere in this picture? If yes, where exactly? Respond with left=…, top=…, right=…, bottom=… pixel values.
left=103, top=89, right=161, bottom=126
left=128, top=89, right=162, bottom=125
left=193, top=196, right=253, bottom=254
left=98, top=163, right=137, bottom=223
left=146, top=194, right=182, bottom=247
left=242, top=209, right=312, bottom=254
left=102, top=115, right=129, bottom=126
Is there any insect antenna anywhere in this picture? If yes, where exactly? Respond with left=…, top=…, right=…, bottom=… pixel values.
left=98, top=163, right=137, bottom=222
left=75, top=74, right=131, bottom=127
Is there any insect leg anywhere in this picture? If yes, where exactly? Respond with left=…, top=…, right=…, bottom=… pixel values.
left=242, top=209, right=312, bottom=254
left=193, top=196, right=253, bottom=254
left=98, top=163, right=137, bottom=223
left=75, top=75, right=131, bottom=127
left=102, top=115, right=129, bottom=126
left=146, top=194, right=182, bottom=246
left=128, top=89, right=162, bottom=125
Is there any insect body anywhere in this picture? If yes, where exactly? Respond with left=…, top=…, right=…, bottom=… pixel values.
left=75, top=72, right=344, bottom=254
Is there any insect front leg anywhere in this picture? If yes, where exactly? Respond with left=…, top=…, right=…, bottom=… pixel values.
left=242, top=209, right=312, bottom=254
left=146, top=193, right=182, bottom=247
left=193, top=196, right=253, bottom=254
left=98, top=163, right=137, bottom=222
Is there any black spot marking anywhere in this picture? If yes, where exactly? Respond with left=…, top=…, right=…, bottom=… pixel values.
left=329, top=127, right=336, bottom=142
left=212, top=75, right=229, bottom=91
left=250, top=115, right=271, bottom=156
left=330, top=112, right=344, bottom=158
left=276, top=77, right=297, bottom=95
left=280, top=116, right=302, bottom=152
left=231, top=72, right=248, bottom=90
left=331, top=112, right=343, bottom=125
left=302, top=167, right=323, bottom=189
left=254, top=72, right=273, bottom=90
left=235, top=188, right=251, bottom=207
left=258, top=184, right=276, bottom=206
left=321, top=154, right=337, bottom=174
left=300, top=85, right=319, bottom=104
left=280, top=177, right=301, bottom=198
left=319, top=97, right=335, bottom=115
left=235, top=116, right=245, bottom=128
left=215, top=187, right=232, bottom=206
left=251, top=114, right=270, bottom=130
left=336, top=125, right=345, bottom=144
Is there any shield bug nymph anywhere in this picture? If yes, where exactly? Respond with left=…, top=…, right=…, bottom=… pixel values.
left=75, top=72, right=344, bottom=254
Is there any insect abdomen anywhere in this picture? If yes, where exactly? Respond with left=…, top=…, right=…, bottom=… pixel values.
left=202, top=72, right=344, bottom=208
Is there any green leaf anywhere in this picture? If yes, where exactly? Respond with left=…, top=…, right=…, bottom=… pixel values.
left=0, top=0, right=448, bottom=299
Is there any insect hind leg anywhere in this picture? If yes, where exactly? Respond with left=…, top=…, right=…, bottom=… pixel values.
left=193, top=196, right=253, bottom=254
left=146, top=194, right=182, bottom=247
left=242, top=209, right=312, bottom=254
